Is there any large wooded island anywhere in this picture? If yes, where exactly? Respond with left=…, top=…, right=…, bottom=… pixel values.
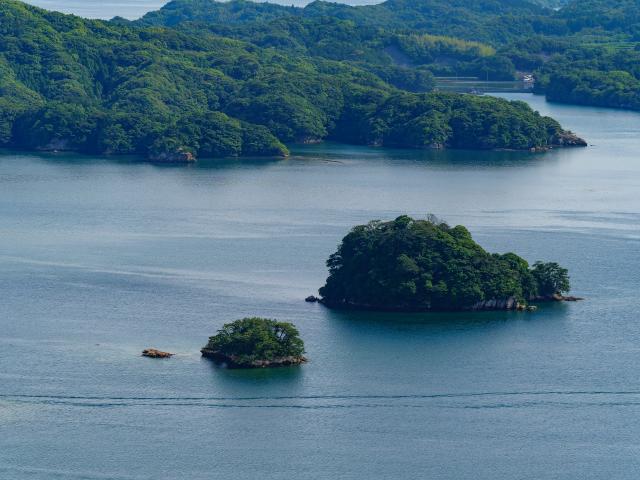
left=318, top=216, right=574, bottom=312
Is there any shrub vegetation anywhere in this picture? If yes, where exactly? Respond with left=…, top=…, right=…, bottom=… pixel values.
left=202, top=318, right=306, bottom=368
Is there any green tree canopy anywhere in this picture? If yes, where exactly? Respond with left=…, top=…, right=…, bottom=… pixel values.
left=137, top=0, right=640, bottom=112
left=0, top=0, right=586, bottom=158
left=319, top=216, right=570, bottom=311
left=202, top=318, right=305, bottom=366
left=531, top=261, right=571, bottom=296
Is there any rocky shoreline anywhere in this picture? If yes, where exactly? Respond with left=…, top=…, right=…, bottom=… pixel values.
left=549, top=131, right=588, bottom=147
left=472, top=294, right=583, bottom=311
left=148, top=148, right=196, bottom=163
left=306, top=294, right=583, bottom=312
left=200, top=348, right=307, bottom=369
left=16, top=131, right=587, bottom=164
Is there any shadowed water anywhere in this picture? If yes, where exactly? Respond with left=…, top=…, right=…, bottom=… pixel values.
left=1, top=94, right=640, bottom=479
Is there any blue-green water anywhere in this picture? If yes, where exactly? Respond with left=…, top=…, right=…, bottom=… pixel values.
left=2, top=93, right=640, bottom=479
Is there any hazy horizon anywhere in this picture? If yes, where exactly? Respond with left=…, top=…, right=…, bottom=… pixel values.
left=23, top=0, right=380, bottom=20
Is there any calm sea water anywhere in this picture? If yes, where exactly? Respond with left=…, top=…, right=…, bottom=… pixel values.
left=24, top=0, right=378, bottom=19
left=2, top=93, right=640, bottom=479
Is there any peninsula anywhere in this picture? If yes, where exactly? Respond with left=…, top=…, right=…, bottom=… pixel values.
left=0, top=0, right=585, bottom=161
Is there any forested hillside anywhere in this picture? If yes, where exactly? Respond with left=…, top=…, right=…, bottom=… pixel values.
left=0, top=0, right=581, bottom=160
left=138, top=0, right=550, bottom=44
left=136, top=0, right=640, bottom=112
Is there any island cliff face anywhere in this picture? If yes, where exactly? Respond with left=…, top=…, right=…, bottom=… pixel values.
left=318, top=216, right=574, bottom=312
left=550, top=131, right=588, bottom=147
left=148, top=148, right=196, bottom=163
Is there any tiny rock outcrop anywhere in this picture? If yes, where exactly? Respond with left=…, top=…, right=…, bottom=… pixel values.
left=551, top=131, right=587, bottom=147
left=561, top=295, right=584, bottom=302
left=142, top=348, right=174, bottom=358
left=149, top=148, right=196, bottom=163
left=533, top=294, right=585, bottom=302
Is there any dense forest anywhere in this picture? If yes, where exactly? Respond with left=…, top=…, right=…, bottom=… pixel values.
left=0, top=0, right=585, bottom=159
left=201, top=318, right=306, bottom=368
left=136, top=0, right=640, bottom=112
left=319, top=216, right=571, bottom=312
left=2, top=0, right=635, bottom=158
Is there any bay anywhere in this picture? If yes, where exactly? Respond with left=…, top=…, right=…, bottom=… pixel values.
left=1, top=93, right=640, bottom=479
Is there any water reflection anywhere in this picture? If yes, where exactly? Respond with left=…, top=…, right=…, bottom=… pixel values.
left=290, top=141, right=564, bottom=169
left=199, top=356, right=306, bottom=397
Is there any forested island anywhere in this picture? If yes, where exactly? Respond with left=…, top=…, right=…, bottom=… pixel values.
left=135, top=0, right=640, bottom=112
left=0, top=0, right=588, bottom=161
left=318, top=216, right=574, bottom=312
left=201, top=318, right=306, bottom=368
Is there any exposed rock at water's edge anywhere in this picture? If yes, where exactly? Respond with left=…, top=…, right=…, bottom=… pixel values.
left=142, top=348, right=174, bottom=358
left=36, top=138, right=72, bottom=152
left=466, top=294, right=583, bottom=311
left=317, top=294, right=583, bottom=312
left=471, top=297, right=518, bottom=311
left=528, top=131, right=587, bottom=151
left=550, top=131, right=588, bottom=147
left=148, top=148, right=196, bottom=163
left=201, top=348, right=307, bottom=369
left=534, top=293, right=584, bottom=302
